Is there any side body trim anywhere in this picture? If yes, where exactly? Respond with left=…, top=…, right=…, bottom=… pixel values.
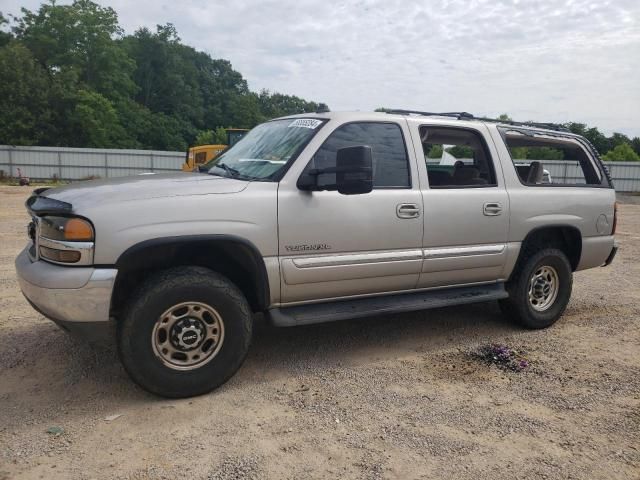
left=292, top=250, right=423, bottom=268
left=423, top=244, right=505, bottom=259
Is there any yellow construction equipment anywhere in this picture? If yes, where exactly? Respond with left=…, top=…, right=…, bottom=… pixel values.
left=182, top=128, right=248, bottom=172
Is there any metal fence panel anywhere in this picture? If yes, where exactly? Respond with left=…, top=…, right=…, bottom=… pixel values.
left=0, top=145, right=184, bottom=181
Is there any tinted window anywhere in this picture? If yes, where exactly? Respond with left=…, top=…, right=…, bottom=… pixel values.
left=306, top=122, right=410, bottom=188
left=420, top=127, right=497, bottom=188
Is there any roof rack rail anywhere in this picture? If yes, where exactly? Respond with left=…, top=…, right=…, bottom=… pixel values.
left=473, top=115, right=570, bottom=132
left=385, top=109, right=474, bottom=120
left=385, top=109, right=570, bottom=132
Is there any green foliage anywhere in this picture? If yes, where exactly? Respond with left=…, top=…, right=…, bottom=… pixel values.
left=526, top=147, right=564, bottom=160
left=509, top=146, right=564, bottom=160
left=0, top=42, right=51, bottom=145
left=602, top=143, right=640, bottom=162
left=68, top=89, right=126, bottom=147
left=194, top=127, right=228, bottom=146
left=426, top=145, right=443, bottom=159
left=213, top=127, right=227, bottom=145
left=0, top=0, right=326, bottom=149
left=509, top=147, right=528, bottom=159
left=446, top=145, right=474, bottom=158
left=0, top=12, right=12, bottom=47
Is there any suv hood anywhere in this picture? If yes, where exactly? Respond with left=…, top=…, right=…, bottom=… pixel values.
left=42, top=173, right=249, bottom=206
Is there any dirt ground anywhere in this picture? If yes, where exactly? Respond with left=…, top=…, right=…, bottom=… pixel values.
left=0, top=185, right=638, bottom=480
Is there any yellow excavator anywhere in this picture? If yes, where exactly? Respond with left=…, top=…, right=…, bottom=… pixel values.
left=182, top=128, right=248, bottom=172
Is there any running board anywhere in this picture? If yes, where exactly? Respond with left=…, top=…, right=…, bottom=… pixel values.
left=268, top=283, right=508, bottom=327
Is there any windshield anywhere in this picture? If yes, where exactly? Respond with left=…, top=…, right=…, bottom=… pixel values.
left=204, top=118, right=325, bottom=180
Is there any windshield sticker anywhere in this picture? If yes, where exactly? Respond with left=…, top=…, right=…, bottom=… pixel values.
left=288, top=119, right=322, bottom=129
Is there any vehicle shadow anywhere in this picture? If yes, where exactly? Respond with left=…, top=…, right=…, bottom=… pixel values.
left=0, top=301, right=518, bottom=407
left=242, top=301, right=517, bottom=382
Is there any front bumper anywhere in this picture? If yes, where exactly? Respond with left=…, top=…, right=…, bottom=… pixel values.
left=15, top=247, right=117, bottom=330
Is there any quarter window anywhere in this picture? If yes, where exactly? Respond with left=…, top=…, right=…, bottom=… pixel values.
left=501, top=129, right=602, bottom=186
left=305, top=122, right=411, bottom=188
left=420, top=127, right=497, bottom=188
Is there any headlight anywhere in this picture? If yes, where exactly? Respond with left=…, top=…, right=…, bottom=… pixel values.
left=39, top=216, right=94, bottom=242
left=37, top=216, right=94, bottom=265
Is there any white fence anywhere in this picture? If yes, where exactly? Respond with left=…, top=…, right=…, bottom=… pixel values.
left=0, top=145, right=184, bottom=181
left=1, top=145, right=640, bottom=191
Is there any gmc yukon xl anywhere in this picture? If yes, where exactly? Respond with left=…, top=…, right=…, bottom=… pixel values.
left=16, top=110, right=618, bottom=397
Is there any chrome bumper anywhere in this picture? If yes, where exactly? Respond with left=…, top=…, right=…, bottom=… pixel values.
left=15, top=247, right=117, bottom=324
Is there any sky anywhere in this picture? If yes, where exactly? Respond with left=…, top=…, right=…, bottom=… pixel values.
left=3, top=0, right=640, bottom=137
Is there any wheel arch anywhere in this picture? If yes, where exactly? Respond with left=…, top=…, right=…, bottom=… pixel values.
left=515, top=225, right=582, bottom=274
left=111, top=235, right=270, bottom=316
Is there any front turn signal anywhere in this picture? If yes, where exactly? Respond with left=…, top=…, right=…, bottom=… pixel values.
left=63, top=218, right=94, bottom=241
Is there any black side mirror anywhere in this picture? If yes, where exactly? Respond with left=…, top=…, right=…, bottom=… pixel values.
left=336, top=145, right=373, bottom=195
left=297, top=145, right=373, bottom=195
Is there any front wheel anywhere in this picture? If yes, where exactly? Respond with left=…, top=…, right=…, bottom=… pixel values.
left=117, top=267, right=252, bottom=398
left=499, top=248, right=573, bottom=329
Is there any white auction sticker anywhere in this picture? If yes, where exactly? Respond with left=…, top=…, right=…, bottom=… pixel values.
left=288, top=119, right=323, bottom=129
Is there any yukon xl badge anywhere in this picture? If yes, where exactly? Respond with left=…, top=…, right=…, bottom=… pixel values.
left=285, top=243, right=332, bottom=252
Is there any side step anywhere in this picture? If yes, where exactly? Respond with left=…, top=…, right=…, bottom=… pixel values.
left=268, top=283, right=508, bottom=327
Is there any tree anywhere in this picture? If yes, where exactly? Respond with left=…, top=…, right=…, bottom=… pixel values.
left=602, top=143, right=640, bottom=162
left=68, top=89, right=127, bottom=147
left=15, top=0, right=136, bottom=100
left=0, top=13, right=12, bottom=47
left=258, top=89, right=320, bottom=118
left=0, top=42, right=51, bottom=145
left=0, top=1, right=326, bottom=149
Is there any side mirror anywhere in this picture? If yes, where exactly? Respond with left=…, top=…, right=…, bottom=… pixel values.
left=336, top=146, right=373, bottom=195
left=297, top=145, right=373, bottom=195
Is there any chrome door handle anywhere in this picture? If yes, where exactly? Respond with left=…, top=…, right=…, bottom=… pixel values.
left=483, top=202, right=503, bottom=216
left=397, top=203, right=420, bottom=219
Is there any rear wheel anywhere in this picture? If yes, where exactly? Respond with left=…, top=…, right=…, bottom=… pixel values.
left=117, top=267, right=252, bottom=398
left=499, top=248, right=572, bottom=329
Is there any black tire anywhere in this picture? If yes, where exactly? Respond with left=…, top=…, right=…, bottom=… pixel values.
left=499, top=248, right=572, bottom=329
left=117, top=266, right=252, bottom=398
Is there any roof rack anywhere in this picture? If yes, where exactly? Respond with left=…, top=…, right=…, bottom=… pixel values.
left=385, top=109, right=570, bottom=132
left=385, top=109, right=474, bottom=120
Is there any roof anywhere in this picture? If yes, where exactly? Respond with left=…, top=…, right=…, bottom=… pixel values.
left=278, top=110, right=575, bottom=137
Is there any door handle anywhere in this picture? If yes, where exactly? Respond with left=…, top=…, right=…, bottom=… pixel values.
left=483, top=202, right=503, bottom=216
left=397, top=203, right=420, bottom=219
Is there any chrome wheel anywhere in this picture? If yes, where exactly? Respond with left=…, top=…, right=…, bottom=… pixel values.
left=151, top=302, right=225, bottom=371
left=528, top=265, right=559, bottom=312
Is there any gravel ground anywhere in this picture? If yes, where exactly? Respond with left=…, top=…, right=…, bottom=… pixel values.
left=0, top=185, right=638, bottom=480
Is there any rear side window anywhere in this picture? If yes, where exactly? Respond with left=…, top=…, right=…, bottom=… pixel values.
left=501, top=129, right=602, bottom=186
left=420, top=126, right=497, bottom=188
left=305, top=122, right=410, bottom=188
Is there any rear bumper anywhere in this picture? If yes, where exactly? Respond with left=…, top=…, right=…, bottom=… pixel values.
left=603, top=243, right=618, bottom=267
left=15, top=247, right=117, bottom=328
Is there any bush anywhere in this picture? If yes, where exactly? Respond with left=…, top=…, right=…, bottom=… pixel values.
left=602, top=143, right=640, bottom=162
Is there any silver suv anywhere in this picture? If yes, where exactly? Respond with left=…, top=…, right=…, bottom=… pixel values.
left=16, top=110, right=618, bottom=397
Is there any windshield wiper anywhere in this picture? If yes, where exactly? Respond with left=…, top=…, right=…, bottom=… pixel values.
left=208, top=162, right=259, bottom=181
left=217, top=162, right=240, bottom=178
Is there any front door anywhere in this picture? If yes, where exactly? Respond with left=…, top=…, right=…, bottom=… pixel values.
left=277, top=120, right=424, bottom=304
left=410, top=123, right=510, bottom=288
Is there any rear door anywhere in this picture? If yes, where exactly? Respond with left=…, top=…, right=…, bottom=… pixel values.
left=277, top=120, right=424, bottom=304
left=409, top=122, right=510, bottom=288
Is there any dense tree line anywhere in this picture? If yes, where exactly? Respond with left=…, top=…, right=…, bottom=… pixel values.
left=0, top=1, right=324, bottom=150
